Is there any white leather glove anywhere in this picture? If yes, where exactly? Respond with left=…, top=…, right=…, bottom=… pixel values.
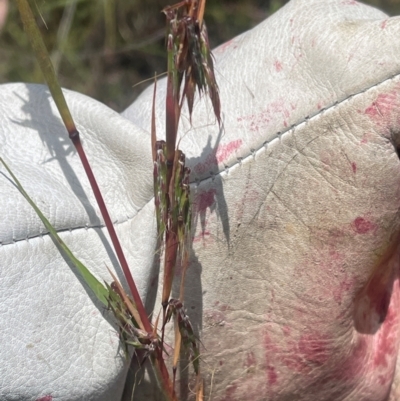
left=2, top=0, right=400, bottom=400
left=0, top=84, right=157, bottom=401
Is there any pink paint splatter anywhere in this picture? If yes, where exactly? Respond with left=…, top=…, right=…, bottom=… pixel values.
left=264, top=332, right=279, bottom=354
left=193, top=189, right=217, bottom=246
left=194, top=140, right=242, bottom=175
left=35, top=396, right=52, bottom=401
left=237, top=99, right=295, bottom=132
left=370, top=277, right=400, bottom=370
left=193, top=230, right=210, bottom=243
left=195, top=189, right=216, bottom=213
left=349, top=263, right=400, bottom=393
left=333, top=275, right=355, bottom=304
left=214, top=38, right=238, bottom=54
left=315, top=246, right=345, bottom=274
left=265, top=330, right=332, bottom=375
left=352, top=217, right=377, bottom=234
left=378, top=373, right=392, bottom=386
left=351, top=162, right=357, bottom=173
left=360, top=132, right=374, bottom=144
left=219, top=304, right=231, bottom=312
left=381, top=20, right=388, bottom=29
left=274, top=60, right=283, bottom=72
left=267, top=365, right=278, bottom=385
left=365, top=92, right=398, bottom=125
left=216, top=139, right=243, bottom=163
left=374, top=304, right=397, bottom=369
left=297, top=334, right=331, bottom=366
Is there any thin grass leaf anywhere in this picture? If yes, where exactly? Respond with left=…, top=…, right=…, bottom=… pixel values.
left=151, top=75, right=158, bottom=163
left=0, top=157, right=109, bottom=306
left=165, top=33, right=179, bottom=163
left=104, top=282, right=157, bottom=360
left=106, top=266, right=145, bottom=331
left=164, top=299, right=200, bottom=375
left=16, top=0, right=153, bottom=336
left=162, top=149, right=182, bottom=307
left=16, top=0, right=75, bottom=133
left=154, top=141, right=168, bottom=239
left=172, top=317, right=182, bottom=393
left=196, top=377, right=204, bottom=401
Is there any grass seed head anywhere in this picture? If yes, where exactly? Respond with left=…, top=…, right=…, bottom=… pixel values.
left=163, top=0, right=221, bottom=124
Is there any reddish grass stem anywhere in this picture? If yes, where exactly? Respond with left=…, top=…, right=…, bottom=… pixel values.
left=16, top=0, right=152, bottom=334
left=71, top=116, right=174, bottom=401
left=70, top=134, right=152, bottom=334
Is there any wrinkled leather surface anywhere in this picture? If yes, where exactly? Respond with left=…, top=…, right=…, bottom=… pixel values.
left=0, top=85, right=157, bottom=401
left=3, top=0, right=400, bottom=400
left=125, top=1, right=400, bottom=399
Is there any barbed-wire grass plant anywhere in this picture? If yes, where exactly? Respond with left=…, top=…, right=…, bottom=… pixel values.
left=1, top=0, right=220, bottom=400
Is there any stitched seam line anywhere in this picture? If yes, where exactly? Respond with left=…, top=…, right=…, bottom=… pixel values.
left=213, top=72, right=400, bottom=177
left=0, top=219, right=131, bottom=246
left=2, top=72, right=399, bottom=247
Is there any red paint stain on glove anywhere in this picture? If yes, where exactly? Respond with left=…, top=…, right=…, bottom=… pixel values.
left=352, top=217, right=377, bottom=235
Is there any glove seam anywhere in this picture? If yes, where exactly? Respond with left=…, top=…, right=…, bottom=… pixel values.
left=189, top=72, right=400, bottom=186
left=3, top=72, right=399, bottom=247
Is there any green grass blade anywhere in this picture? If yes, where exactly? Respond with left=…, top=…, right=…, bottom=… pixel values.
left=16, top=0, right=76, bottom=133
left=16, top=0, right=154, bottom=337
left=0, top=157, right=109, bottom=306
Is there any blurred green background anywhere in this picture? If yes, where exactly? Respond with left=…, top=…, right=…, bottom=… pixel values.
left=1, top=0, right=400, bottom=111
